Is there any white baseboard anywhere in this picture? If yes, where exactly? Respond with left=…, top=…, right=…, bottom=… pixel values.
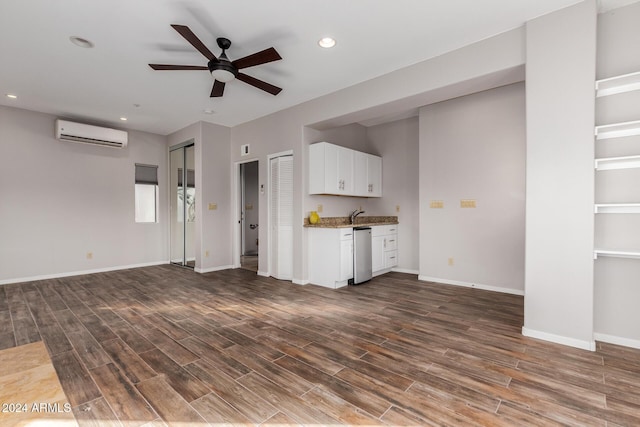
left=0, top=261, right=169, bottom=286
left=292, top=278, right=309, bottom=285
left=257, top=271, right=270, bottom=278
left=594, top=332, right=640, bottom=350
left=418, top=275, right=524, bottom=296
left=195, top=265, right=234, bottom=274
left=522, top=327, right=596, bottom=351
left=392, top=268, right=419, bottom=275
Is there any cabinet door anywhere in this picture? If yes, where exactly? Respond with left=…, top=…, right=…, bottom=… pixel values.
left=323, top=144, right=354, bottom=194
left=367, top=154, right=382, bottom=197
left=337, top=146, right=354, bottom=195
left=372, top=235, right=385, bottom=273
left=339, top=238, right=354, bottom=281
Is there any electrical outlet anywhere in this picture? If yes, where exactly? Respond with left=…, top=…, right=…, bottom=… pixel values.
left=208, top=203, right=217, bottom=210
left=448, top=257, right=454, bottom=266
left=317, top=204, right=323, bottom=213
left=460, top=199, right=477, bottom=208
left=205, top=250, right=209, bottom=257
left=86, top=252, right=93, bottom=260
left=396, top=205, right=400, bottom=213
left=430, top=200, right=444, bottom=209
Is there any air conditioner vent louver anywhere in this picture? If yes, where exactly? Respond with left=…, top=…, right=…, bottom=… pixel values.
left=55, top=119, right=128, bottom=148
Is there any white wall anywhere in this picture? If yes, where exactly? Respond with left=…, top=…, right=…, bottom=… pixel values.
left=594, top=1, right=640, bottom=347
left=200, top=122, right=232, bottom=272
left=366, top=117, right=420, bottom=273
left=419, top=83, right=526, bottom=294
left=523, top=0, right=597, bottom=350
left=0, top=106, right=168, bottom=284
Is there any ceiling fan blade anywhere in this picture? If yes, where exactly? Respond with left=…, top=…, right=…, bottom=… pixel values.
left=232, top=47, right=282, bottom=69
left=170, top=24, right=217, bottom=61
left=149, top=64, right=208, bottom=71
left=211, top=80, right=225, bottom=97
left=237, top=73, right=282, bottom=95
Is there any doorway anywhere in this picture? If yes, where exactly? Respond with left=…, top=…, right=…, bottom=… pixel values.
left=240, top=161, right=259, bottom=272
left=170, top=143, right=196, bottom=268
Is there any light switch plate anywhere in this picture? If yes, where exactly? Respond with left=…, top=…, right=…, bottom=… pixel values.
left=460, top=199, right=477, bottom=208
left=208, top=203, right=217, bottom=210
left=430, top=200, right=444, bottom=209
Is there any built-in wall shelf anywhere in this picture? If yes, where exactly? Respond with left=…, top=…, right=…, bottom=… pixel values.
left=596, top=71, right=640, bottom=97
left=595, top=155, right=640, bottom=170
left=594, top=249, right=640, bottom=259
left=595, top=120, right=640, bottom=140
left=595, top=203, right=640, bottom=214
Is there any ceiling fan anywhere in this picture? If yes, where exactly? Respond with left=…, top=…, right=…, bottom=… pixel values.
left=149, top=24, right=282, bottom=98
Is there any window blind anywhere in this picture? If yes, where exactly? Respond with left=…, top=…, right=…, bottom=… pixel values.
left=135, top=164, right=159, bottom=185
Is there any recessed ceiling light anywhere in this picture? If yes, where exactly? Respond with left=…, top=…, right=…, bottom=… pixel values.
left=69, top=36, right=94, bottom=48
left=318, top=37, right=336, bottom=48
left=119, top=117, right=127, bottom=121
left=6, top=94, right=17, bottom=99
left=202, top=109, right=215, bottom=115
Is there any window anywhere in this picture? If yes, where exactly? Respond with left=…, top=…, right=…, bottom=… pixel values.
left=135, top=164, right=158, bottom=223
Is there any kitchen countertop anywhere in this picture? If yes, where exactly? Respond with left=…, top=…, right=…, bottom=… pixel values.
left=304, top=216, right=398, bottom=228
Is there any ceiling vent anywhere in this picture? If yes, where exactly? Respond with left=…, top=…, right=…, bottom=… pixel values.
left=55, top=119, right=128, bottom=148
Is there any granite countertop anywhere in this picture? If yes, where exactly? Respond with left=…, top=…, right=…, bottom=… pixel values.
left=304, top=216, right=398, bottom=228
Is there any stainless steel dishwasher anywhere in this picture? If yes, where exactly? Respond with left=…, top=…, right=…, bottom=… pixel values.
left=352, top=227, right=372, bottom=285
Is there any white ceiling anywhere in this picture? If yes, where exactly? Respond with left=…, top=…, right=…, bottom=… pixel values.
left=0, top=0, right=635, bottom=135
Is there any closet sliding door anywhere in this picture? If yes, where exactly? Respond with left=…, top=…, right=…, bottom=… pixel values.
left=170, top=143, right=195, bottom=268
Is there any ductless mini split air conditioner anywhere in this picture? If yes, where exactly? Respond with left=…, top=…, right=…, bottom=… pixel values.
left=55, top=119, right=128, bottom=148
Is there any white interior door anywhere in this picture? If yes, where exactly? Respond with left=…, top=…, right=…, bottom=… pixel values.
left=270, top=155, right=293, bottom=280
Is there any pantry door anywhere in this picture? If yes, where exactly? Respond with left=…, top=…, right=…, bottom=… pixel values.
left=269, top=154, right=293, bottom=280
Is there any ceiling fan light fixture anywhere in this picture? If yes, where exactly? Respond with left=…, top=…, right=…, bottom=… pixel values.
left=211, top=68, right=236, bottom=83
left=318, top=37, right=336, bottom=48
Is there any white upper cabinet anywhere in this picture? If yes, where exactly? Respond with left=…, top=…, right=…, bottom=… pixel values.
left=366, top=154, right=382, bottom=197
left=309, top=142, right=382, bottom=197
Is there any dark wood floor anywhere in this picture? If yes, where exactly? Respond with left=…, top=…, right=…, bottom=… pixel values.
left=1, top=266, right=640, bottom=426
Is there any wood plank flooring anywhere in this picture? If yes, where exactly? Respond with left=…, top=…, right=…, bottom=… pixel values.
left=1, top=266, right=640, bottom=426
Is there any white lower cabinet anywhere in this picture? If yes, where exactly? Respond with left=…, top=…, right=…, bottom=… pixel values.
left=308, top=228, right=353, bottom=288
left=372, top=235, right=385, bottom=273
left=309, top=224, right=398, bottom=288
left=372, top=225, right=398, bottom=276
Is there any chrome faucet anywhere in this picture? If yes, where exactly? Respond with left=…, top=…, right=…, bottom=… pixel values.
left=350, top=209, right=365, bottom=224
